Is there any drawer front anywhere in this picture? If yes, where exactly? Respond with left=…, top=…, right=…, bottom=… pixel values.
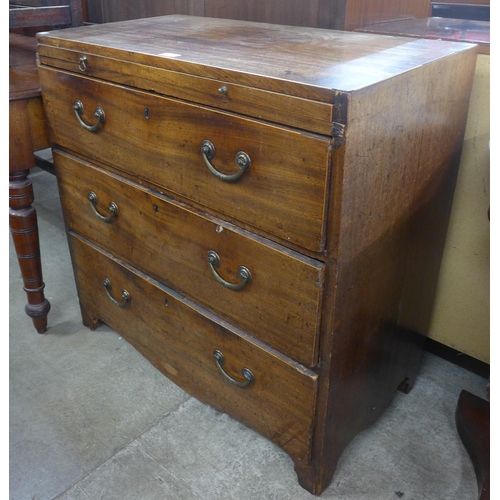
left=55, top=150, right=325, bottom=367
left=68, top=232, right=318, bottom=463
left=39, top=66, right=332, bottom=252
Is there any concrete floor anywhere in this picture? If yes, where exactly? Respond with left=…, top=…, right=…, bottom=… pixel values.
left=10, top=166, right=488, bottom=500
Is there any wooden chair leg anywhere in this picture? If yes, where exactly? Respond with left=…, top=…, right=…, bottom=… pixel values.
left=9, top=169, right=51, bottom=333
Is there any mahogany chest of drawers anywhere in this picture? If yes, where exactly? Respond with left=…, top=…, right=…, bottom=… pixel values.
left=37, top=16, right=477, bottom=494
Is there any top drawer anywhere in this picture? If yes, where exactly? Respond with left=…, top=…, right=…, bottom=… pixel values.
left=39, top=66, right=332, bottom=253
left=37, top=45, right=335, bottom=136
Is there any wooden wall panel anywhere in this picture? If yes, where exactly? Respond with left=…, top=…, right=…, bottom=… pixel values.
left=344, top=0, right=430, bottom=31
left=87, top=0, right=203, bottom=24
left=318, top=0, right=348, bottom=30
left=85, top=0, right=342, bottom=27
left=204, top=0, right=321, bottom=27
left=85, top=0, right=348, bottom=28
left=84, top=0, right=433, bottom=31
left=205, top=0, right=347, bottom=30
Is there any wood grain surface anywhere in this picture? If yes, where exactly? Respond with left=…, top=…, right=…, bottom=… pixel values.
left=55, top=150, right=325, bottom=367
left=38, top=15, right=478, bottom=495
left=69, top=232, right=318, bottom=463
left=39, top=66, right=332, bottom=252
left=37, top=16, right=476, bottom=100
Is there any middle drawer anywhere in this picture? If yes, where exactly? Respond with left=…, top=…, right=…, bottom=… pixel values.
left=55, top=150, right=325, bottom=367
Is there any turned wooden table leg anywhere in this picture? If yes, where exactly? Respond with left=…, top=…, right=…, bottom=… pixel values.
left=9, top=169, right=51, bottom=333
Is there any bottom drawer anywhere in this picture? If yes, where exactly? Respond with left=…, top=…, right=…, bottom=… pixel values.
left=68, top=232, right=318, bottom=463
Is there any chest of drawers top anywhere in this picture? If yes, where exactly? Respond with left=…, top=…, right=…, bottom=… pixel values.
left=37, top=15, right=473, bottom=132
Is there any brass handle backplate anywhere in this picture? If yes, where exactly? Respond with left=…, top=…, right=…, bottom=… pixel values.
left=74, top=99, right=105, bottom=132
left=103, top=278, right=130, bottom=307
left=213, top=350, right=254, bottom=388
left=88, top=191, right=118, bottom=222
left=201, top=140, right=251, bottom=182
left=206, top=250, right=251, bottom=291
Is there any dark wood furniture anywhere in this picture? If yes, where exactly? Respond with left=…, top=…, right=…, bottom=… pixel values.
left=9, top=33, right=51, bottom=333
left=37, top=15, right=477, bottom=494
left=9, top=1, right=83, bottom=333
left=456, top=390, right=490, bottom=500
left=10, top=0, right=83, bottom=29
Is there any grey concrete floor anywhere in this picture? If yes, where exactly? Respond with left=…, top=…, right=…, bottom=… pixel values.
left=10, top=166, right=488, bottom=500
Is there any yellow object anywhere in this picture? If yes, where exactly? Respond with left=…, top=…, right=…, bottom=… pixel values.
left=428, top=54, right=490, bottom=364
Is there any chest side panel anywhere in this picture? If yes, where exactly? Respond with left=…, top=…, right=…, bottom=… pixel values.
left=302, top=47, right=478, bottom=494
